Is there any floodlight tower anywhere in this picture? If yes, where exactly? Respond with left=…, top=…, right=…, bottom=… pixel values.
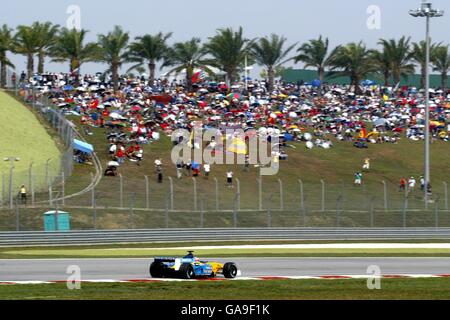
left=409, top=1, right=444, bottom=208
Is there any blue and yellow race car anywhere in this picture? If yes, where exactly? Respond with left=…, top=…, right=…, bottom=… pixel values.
left=149, top=251, right=239, bottom=279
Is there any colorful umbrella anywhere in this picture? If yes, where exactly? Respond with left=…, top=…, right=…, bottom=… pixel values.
left=311, top=79, right=321, bottom=88
left=226, top=93, right=243, bottom=101
left=227, top=137, right=247, bottom=155
left=192, top=161, right=201, bottom=170
left=284, top=133, right=294, bottom=141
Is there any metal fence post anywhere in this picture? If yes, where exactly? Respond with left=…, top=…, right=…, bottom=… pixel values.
left=404, top=192, right=408, bottom=210
left=15, top=195, right=20, bottom=231
left=278, top=179, right=284, bottom=211
left=93, top=188, right=97, bottom=230
left=165, top=195, right=169, bottom=228
left=299, top=179, right=304, bottom=212
left=31, top=173, right=35, bottom=207
left=382, top=180, right=388, bottom=211
left=45, top=158, right=51, bottom=189
left=258, top=177, right=262, bottom=211
left=8, top=166, right=14, bottom=210
left=129, top=192, right=136, bottom=229
left=192, top=177, right=197, bottom=211
left=404, top=183, right=408, bottom=202
left=168, top=177, right=174, bottom=210
left=61, top=171, right=65, bottom=206
left=443, top=182, right=448, bottom=210
left=336, top=195, right=342, bottom=227
left=435, top=196, right=440, bottom=229
left=236, top=178, right=241, bottom=211
left=119, top=173, right=123, bottom=208
left=214, top=177, right=219, bottom=211
left=58, top=117, right=63, bottom=136
left=233, top=193, right=238, bottom=228
left=90, top=173, right=95, bottom=209
left=402, top=196, right=408, bottom=228
left=267, top=194, right=273, bottom=228
left=321, top=179, right=325, bottom=212
left=28, top=163, right=33, bottom=205
left=200, top=199, right=205, bottom=228
left=369, top=196, right=375, bottom=228
left=144, top=175, right=149, bottom=209
left=49, top=185, right=53, bottom=207
left=299, top=180, right=306, bottom=227
left=66, top=126, right=72, bottom=146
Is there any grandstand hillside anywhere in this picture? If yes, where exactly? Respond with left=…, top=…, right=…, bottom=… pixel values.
left=0, top=91, right=61, bottom=191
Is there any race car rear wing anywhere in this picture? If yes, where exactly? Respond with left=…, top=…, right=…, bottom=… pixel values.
left=155, top=257, right=192, bottom=271
left=154, top=257, right=178, bottom=262
left=154, top=257, right=194, bottom=263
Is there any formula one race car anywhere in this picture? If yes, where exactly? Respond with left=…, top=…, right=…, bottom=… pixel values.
left=149, top=251, right=239, bottom=279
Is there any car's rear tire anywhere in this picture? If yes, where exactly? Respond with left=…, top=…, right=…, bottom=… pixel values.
left=149, top=261, right=165, bottom=278
left=179, top=263, right=195, bottom=279
left=223, top=262, right=238, bottom=279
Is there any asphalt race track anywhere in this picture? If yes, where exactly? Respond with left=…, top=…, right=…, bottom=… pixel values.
left=1, top=258, right=450, bottom=281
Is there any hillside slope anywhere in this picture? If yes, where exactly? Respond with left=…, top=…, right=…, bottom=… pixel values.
left=0, top=91, right=61, bottom=192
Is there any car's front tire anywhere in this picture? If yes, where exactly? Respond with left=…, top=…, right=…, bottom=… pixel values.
left=179, top=263, right=195, bottom=279
left=223, top=262, right=238, bottom=279
left=149, top=261, right=165, bottom=278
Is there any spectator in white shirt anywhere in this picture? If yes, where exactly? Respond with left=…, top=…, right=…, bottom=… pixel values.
left=226, top=171, right=233, bottom=187
left=408, top=177, right=416, bottom=192
left=204, top=163, right=211, bottom=177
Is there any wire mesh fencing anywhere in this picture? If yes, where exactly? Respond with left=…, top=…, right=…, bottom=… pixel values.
left=2, top=176, right=450, bottom=231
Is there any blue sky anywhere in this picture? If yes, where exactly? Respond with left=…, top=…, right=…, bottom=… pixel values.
left=4, top=0, right=450, bottom=77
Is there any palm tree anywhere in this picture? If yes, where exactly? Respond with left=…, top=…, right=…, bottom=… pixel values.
left=162, top=38, right=210, bottom=91
left=204, top=27, right=254, bottom=85
left=96, top=26, right=130, bottom=92
left=33, top=22, right=60, bottom=74
left=294, top=36, right=338, bottom=84
left=328, top=41, right=377, bottom=94
left=127, top=32, right=172, bottom=86
left=51, top=28, right=100, bottom=74
left=251, top=34, right=296, bottom=91
left=14, top=25, right=39, bottom=78
left=0, top=24, right=15, bottom=88
left=375, top=37, right=415, bottom=86
left=370, top=48, right=391, bottom=86
left=412, top=40, right=440, bottom=88
left=432, top=45, right=450, bottom=91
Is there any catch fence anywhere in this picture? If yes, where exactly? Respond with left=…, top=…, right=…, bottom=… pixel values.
left=1, top=176, right=449, bottom=231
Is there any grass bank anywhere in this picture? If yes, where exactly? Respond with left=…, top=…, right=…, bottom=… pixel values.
left=0, top=91, right=61, bottom=191
left=2, top=278, right=450, bottom=300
